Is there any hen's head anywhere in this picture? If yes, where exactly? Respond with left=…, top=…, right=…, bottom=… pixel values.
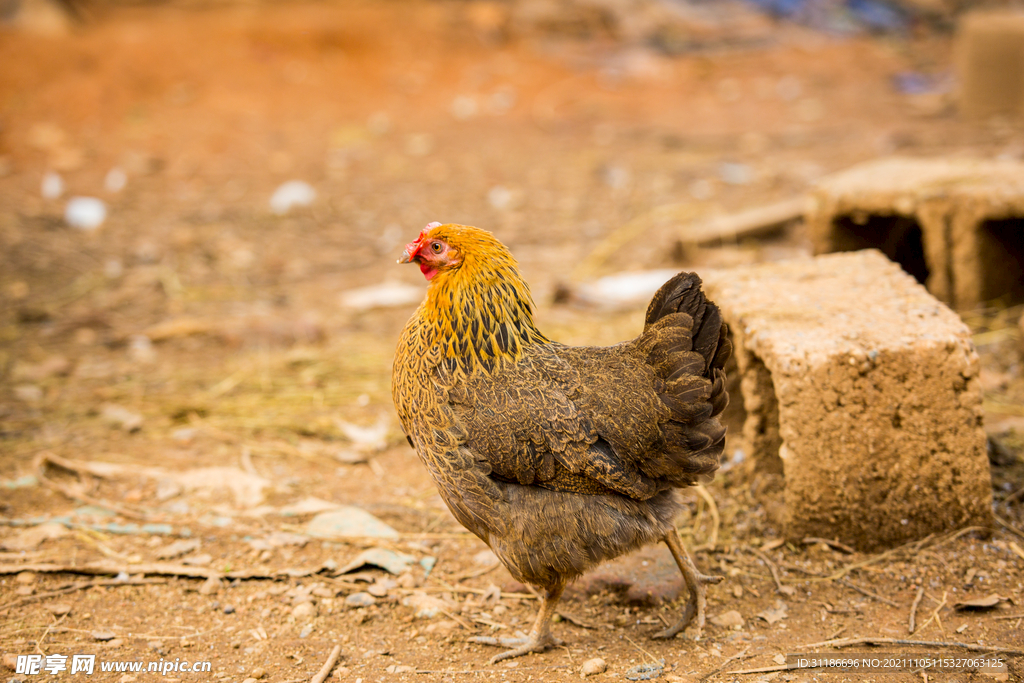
left=399, top=222, right=513, bottom=282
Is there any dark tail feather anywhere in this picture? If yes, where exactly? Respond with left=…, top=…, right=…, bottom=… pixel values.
left=644, top=272, right=730, bottom=377
left=638, top=272, right=731, bottom=486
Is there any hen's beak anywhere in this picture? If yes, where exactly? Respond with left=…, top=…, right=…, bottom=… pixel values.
left=398, top=241, right=418, bottom=265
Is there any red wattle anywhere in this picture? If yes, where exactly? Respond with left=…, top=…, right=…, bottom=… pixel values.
left=419, top=263, right=438, bottom=280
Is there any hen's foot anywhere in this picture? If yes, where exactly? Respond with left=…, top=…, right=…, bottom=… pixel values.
left=653, top=528, right=722, bottom=640
left=471, top=632, right=563, bottom=664
left=473, top=582, right=565, bottom=664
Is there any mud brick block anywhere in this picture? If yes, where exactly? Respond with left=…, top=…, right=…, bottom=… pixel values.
left=955, top=10, right=1024, bottom=120
left=806, top=156, right=1024, bottom=310
left=703, top=250, right=993, bottom=551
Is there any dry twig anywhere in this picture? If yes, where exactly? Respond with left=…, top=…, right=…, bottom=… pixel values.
left=310, top=644, right=342, bottom=683
left=0, top=560, right=327, bottom=581
left=0, top=577, right=166, bottom=614
left=914, top=591, right=947, bottom=635
left=909, top=586, right=924, bottom=634
left=697, top=648, right=752, bottom=683
left=694, top=484, right=719, bottom=551
left=838, top=578, right=898, bottom=607
left=802, top=537, right=855, bottom=554
left=744, top=545, right=790, bottom=595
left=725, top=664, right=792, bottom=676
left=797, top=636, right=1024, bottom=655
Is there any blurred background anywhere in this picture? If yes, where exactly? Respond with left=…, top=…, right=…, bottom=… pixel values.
left=2, top=0, right=1023, bottom=678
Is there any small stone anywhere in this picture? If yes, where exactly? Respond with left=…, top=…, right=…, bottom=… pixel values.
left=105, top=638, right=124, bottom=648
left=91, top=630, right=118, bottom=641
left=292, top=601, right=318, bottom=619
left=222, top=605, right=235, bottom=614
left=64, top=196, right=107, bottom=231
left=345, top=592, right=377, bottom=608
left=100, top=403, right=143, bottom=432
left=242, top=678, right=258, bottom=683
left=250, top=667, right=266, bottom=679
left=270, top=180, right=316, bottom=215
left=581, top=658, right=607, bottom=676
left=15, top=586, right=33, bottom=596
left=105, top=167, right=127, bottom=193
left=710, top=610, right=745, bottom=629
left=15, top=571, right=36, bottom=584
left=41, top=171, right=64, bottom=199
left=45, top=603, right=71, bottom=616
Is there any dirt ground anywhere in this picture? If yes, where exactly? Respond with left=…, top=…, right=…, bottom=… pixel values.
left=1, top=1, right=1023, bottom=681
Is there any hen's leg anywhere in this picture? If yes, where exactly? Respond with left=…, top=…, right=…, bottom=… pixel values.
left=653, top=527, right=722, bottom=640
left=472, top=583, right=564, bottom=664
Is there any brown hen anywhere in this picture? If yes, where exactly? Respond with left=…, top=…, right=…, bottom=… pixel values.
left=392, top=223, right=731, bottom=663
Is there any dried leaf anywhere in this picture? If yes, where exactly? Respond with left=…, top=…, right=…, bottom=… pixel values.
left=155, top=539, right=200, bottom=560
left=337, top=548, right=417, bottom=575
left=758, top=600, right=788, bottom=624
left=710, top=610, right=744, bottom=628
left=953, top=594, right=1008, bottom=611
left=0, top=522, right=69, bottom=551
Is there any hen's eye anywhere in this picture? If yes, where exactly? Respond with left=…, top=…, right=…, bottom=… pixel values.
left=431, top=242, right=443, bottom=253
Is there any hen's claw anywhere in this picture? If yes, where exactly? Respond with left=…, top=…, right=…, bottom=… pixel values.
left=653, top=528, right=721, bottom=640
left=473, top=582, right=565, bottom=664
left=475, top=632, right=563, bottom=664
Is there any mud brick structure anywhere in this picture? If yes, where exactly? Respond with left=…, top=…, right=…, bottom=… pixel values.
left=703, top=250, right=993, bottom=551
left=955, top=9, right=1024, bottom=120
left=805, top=156, right=1024, bottom=310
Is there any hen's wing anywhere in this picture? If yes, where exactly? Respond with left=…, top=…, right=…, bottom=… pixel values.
left=442, top=273, right=730, bottom=501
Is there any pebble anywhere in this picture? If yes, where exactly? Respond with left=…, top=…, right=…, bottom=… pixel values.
left=487, top=185, right=513, bottom=210
left=250, top=667, right=266, bottom=679
left=91, top=630, right=117, bottom=641
left=104, top=167, right=127, bottom=193
left=241, top=678, right=258, bottom=683
left=41, top=171, right=64, bottom=199
left=292, top=601, right=318, bottom=619
left=270, top=180, right=316, bottom=215
left=15, top=571, right=36, bottom=584
left=345, top=592, right=377, bottom=608
left=581, top=658, right=607, bottom=676
left=100, top=403, right=143, bottom=432
left=64, top=196, right=107, bottom=230
left=222, top=605, right=235, bottom=614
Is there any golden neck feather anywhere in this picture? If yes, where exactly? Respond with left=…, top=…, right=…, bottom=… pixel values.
left=419, top=231, right=548, bottom=375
